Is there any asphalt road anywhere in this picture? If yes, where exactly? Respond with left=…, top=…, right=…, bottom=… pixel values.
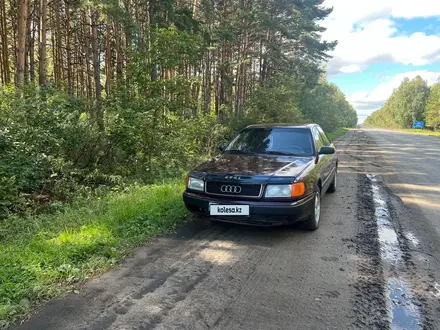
left=13, top=129, right=440, bottom=330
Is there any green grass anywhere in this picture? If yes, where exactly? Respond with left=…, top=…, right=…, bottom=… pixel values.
left=327, top=128, right=350, bottom=141
left=364, top=125, right=440, bottom=138
left=0, top=181, right=187, bottom=328
left=393, top=128, right=440, bottom=138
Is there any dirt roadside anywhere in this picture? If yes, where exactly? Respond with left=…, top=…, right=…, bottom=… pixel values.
left=13, top=130, right=438, bottom=330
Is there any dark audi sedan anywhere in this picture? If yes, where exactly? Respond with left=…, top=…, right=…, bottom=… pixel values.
left=183, top=124, right=338, bottom=230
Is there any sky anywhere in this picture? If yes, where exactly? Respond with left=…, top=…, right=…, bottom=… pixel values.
left=322, top=0, right=440, bottom=123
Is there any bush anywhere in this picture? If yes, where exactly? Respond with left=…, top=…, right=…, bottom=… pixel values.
left=0, top=84, right=228, bottom=217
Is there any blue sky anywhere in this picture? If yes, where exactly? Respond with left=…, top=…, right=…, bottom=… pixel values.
left=321, top=1, right=440, bottom=122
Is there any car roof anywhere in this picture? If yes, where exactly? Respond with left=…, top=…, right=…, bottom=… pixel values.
left=245, top=123, right=319, bottom=129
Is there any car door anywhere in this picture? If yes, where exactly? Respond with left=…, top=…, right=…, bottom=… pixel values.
left=313, top=127, right=332, bottom=189
left=317, top=126, right=337, bottom=189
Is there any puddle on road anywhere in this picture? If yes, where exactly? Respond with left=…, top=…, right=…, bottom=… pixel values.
left=367, top=174, right=421, bottom=330
left=388, top=278, right=421, bottom=330
left=368, top=175, right=403, bottom=263
left=430, top=282, right=440, bottom=298
left=379, top=227, right=402, bottom=262
left=405, top=232, right=420, bottom=248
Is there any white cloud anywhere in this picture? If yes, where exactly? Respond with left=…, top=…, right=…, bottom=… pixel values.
left=392, top=0, right=440, bottom=18
left=348, top=70, right=440, bottom=116
left=339, top=64, right=362, bottom=73
left=324, top=0, right=440, bottom=23
left=322, top=0, right=440, bottom=75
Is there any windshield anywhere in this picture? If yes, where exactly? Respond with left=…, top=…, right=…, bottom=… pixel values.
left=225, top=128, right=314, bottom=156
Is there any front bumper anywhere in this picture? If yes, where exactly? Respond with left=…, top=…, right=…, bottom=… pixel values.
left=183, top=191, right=315, bottom=226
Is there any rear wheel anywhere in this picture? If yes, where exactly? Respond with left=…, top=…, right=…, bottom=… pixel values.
left=328, top=170, right=337, bottom=193
left=303, top=188, right=321, bottom=231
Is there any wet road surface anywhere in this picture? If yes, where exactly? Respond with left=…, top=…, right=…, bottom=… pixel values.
left=12, top=129, right=440, bottom=330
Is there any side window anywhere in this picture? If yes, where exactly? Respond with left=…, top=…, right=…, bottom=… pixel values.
left=313, top=127, right=323, bottom=151
left=317, top=127, right=331, bottom=146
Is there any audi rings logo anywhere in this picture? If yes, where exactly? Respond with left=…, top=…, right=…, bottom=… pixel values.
left=220, top=185, right=242, bottom=194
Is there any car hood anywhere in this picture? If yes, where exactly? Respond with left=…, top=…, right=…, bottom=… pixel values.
left=194, top=153, right=314, bottom=177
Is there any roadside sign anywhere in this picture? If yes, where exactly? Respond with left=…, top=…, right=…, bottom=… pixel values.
left=413, top=121, right=425, bottom=129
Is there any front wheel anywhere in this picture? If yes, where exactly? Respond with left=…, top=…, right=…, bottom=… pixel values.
left=303, top=188, right=321, bottom=231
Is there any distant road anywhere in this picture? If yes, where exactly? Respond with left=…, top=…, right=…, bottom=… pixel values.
left=13, top=129, right=440, bottom=330
left=363, top=128, right=440, bottom=237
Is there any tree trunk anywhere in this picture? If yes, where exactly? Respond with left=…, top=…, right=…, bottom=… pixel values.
left=76, top=44, right=80, bottom=96
left=0, top=0, right=10, bottom=84
left=29, top=16, right=35, bottom=84
left=24, top=5, right=32, bottom=84
left=192, top=0, right=198, bottom=17
left=115, top=21, right=123, bottom=84
left=83, top=12, right=92, bottom=100
left=219, top=44, right=226, bottom=107
left=235, top=0, right=248, bottom=118
left=65, top=0, right=72, bottom=93
left=38, top=0, right=46, bottom=84
left=203, top=50, right=211, bottom=113
left=105, top=22, right=111, bottom=95
left=16, top=0, right=28, bottom=92
left=91, top=10, right=104, bottom=133
left=12, top=4, right=17, bottom=77
left=51, top=27, right=55, bottom=81
left=123, top=0, right=131, bottom=88
left=147, top=1, right=157, bottom=83
left=0, top=38, right=3, bottom=84
left=214, top=55, right=220, bottom=117
left=235, top=48, right=241, bottom=116
left=79, top=41, right=84, bottom=97
left=54, top=0, right=62, bottom=84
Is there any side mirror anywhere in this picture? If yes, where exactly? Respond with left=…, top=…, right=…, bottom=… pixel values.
left=318, top=146, right=335, bottom=155
left=218, top=145, right=226, bottom=152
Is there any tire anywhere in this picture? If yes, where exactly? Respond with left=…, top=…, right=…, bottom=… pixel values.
left=327, top=170, right=337, bottom=193
left=303, top=187, right=321, bottom=231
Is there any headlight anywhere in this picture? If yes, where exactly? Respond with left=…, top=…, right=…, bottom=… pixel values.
left=265, top=185, right=292, bottom=198
left=187, top=177, right=204, bottom=192
left=265, top=183, right=305, bottom=198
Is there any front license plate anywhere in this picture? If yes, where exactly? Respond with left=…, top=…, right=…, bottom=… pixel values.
left=209, top=205, right=249, bottom=216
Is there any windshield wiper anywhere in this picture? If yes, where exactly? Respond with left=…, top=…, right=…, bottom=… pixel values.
left=225, top=149, right=258, bottom=155
left=226, top=149, right=304, bottom=156
left=263, top=151, right=301, bottom=156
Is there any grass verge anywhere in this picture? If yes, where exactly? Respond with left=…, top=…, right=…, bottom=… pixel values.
left=327, top=128, right=350, bottom=141
left=0, top=180, right=187, bottom=328
left=365, top=126, right=440, bottom=138
left=394, top=128, right=440, bottom=138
